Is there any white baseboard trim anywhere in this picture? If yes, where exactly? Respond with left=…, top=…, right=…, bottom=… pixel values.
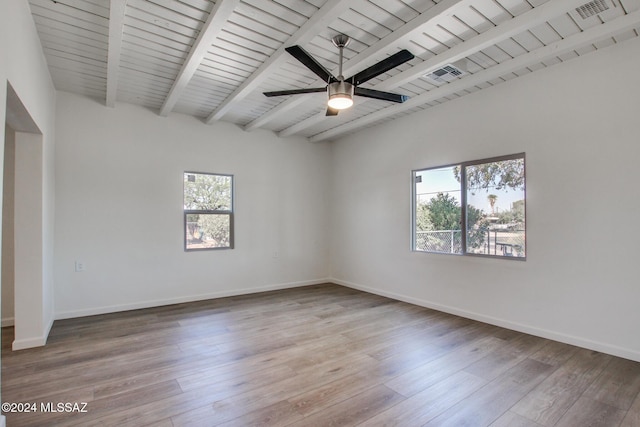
left=1, top=317, right=14, bottom=327
left=44, top=315, right=54, bottom=344
left=55, top=278, right=331, bottom=321
left=9, top=315, right=54, bottom=351
left=332, top=277, right=640, bottom=363
left=12, top=334, right=47, bottom=351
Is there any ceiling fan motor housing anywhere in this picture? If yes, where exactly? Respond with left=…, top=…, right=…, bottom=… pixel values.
left=328, top=80, right=354, bottom=109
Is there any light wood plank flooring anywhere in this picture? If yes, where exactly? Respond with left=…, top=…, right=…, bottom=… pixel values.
left=2, top=283, right=640, bottom=426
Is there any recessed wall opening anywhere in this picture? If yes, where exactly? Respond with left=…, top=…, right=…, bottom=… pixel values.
left=3, top=82, right=46, bottom=351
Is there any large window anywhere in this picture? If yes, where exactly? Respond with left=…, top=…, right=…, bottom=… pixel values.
left=413, top=154, right=525, bottom=259
left=183, top=172, right=234, bottom=251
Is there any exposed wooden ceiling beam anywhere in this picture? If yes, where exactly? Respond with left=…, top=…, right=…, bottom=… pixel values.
left=243, top=0, right=470, bottom=132
left=105, top=0, right=127, bottom=108
left=377, top=0, right=597, bottom=91
left=279, top=0, right=595, bottom=138
left=308, top=9, right=640, bottom=143
left=159, top=0, right=240, bottom=117
left=204, top=0, right=355, bottom=125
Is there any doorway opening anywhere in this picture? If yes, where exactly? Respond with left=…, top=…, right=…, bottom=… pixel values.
left=2, top=82, right=46, bottom=351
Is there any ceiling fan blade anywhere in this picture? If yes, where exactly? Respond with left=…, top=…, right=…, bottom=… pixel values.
left=286, top=45, right=336, bottom=83
left=326, top=107, right=339, bottom=116
left=263, top=87, right=327, bottom=97
left=348, top=49, right=415, bottom=86
left=354, top=87, right=409, bottom=103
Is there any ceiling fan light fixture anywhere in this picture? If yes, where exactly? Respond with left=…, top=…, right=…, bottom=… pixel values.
left=327, top=81, right=354, bottom=110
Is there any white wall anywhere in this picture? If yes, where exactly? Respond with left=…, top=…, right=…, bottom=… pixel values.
left=2, top=125, right=15, bottom=326
left=54, top=92, right=331, bottom=318
left=0, top=0, right=56, bottom=350
left=330, top=36, right=640, bottom=361
left=14, top=131, right=45, bottom=349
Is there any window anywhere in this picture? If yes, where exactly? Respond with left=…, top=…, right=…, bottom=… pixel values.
left=413, top=154, right=525, bottom=259
left=183, top=172, right=234, bottom=251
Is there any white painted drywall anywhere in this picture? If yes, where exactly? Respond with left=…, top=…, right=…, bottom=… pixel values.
left=0, top=0, right=56, bottom=350
left=2, top=125, right=15, bottom=326
left=330, top=36, right=640, bottom=361
left=14, top=131, right=44, bottom=349
left=54, top=92, right=331, bottom=318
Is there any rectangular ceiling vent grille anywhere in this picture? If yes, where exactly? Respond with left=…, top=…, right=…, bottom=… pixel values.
left=424, top=64, right=466, bottom=83
left=576, top=0, right=610, bottom=19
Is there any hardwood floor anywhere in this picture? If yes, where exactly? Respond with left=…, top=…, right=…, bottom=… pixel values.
left=2, top=283, right=640, bottom=426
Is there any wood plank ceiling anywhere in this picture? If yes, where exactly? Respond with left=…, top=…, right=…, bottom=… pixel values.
left=28, top=0, right=640, bottom=142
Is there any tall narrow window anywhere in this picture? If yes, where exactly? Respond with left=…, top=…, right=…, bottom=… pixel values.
left=183, top=172, right=234, bottom=251
left=413, top=154, right=525, bottom=259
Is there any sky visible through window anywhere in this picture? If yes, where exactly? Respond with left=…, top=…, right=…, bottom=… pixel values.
left=416, top=166, right=522, bottom=214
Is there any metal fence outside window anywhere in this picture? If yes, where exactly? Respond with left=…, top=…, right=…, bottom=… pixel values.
left=415, top=230, right=462, bottom=254
left=416, top=229, right=525, bottom=257
left=485, top=229, right=525, bottom=257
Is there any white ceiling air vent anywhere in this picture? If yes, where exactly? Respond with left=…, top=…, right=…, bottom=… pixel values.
left=424, top=63, right=466, bottom=83
left=576, top=0, right=612, bottom=19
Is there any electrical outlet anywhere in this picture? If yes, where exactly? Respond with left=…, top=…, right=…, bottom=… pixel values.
left=272, top=251, right=279, bottom=259
left=75, top=261, right=86, bottom=272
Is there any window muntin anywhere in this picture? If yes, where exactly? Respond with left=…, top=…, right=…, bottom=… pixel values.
left=184, top=172, right=234, bottom=250
left=413, top=154, right=525, bottom=259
